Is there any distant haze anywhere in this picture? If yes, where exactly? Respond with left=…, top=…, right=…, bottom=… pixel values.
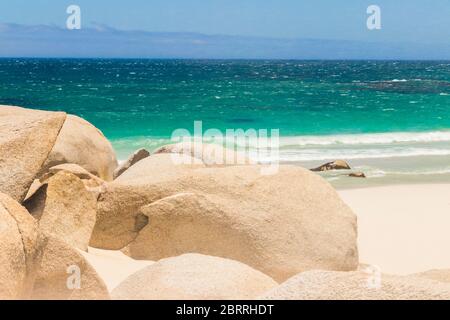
left=1, top=23, right=450, bottom=60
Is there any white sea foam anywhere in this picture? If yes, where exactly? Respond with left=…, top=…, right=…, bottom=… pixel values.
left=113, top=130, right=450, bottom=165
left=386, top=168, right=450, bottom=176
left=275, top=131, right=450, bottom=147
left=255, top=149, right=450, bottom=163
left=390, top=79, right=408, bottom=82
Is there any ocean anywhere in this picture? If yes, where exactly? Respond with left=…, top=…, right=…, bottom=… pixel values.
left=1, top=58, right=449, bottom=187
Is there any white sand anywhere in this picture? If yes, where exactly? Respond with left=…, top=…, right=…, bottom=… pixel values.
left=339, top=184, right=450, bottom=275
left=81, top=247, right=153, bottom=292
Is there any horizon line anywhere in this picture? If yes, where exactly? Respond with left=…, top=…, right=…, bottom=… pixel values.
left=1, top=57, right=450, bottom=62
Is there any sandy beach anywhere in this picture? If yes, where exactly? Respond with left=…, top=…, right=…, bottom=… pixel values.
left=80, top=248, right=153, bottom=292
left=339, top=184, right=450, bottom=275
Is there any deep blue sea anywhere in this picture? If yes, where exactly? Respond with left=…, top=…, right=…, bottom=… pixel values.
left=1, top=59, right=449, bottom=186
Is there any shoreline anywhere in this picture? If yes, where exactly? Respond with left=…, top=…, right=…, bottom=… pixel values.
left=113, top=134, right=450, bottom=189
left=332, top=179, right=450, bottom=190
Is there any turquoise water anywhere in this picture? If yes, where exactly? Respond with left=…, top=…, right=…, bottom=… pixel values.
left=1, top=59, right=450, bottom=186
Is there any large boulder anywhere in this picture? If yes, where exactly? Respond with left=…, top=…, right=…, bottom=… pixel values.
left=112, top=254, right=277, bottom=300
left=31, top=235, right=110, bottom=300
left=260, top=270, right=450, bottom=300
left=115, top=153, right=204, bottom=185
left=90, top=154, right=204, bottom=249
left=113, top=148, right=150, bottom=179
left=0, top=105, right=66, bottom=202
left=25, top=171, right=97, bottom=251
left=93, top=157, right=358, bottom=282
left=40, top=115, right=118, bottom=181
left=0, top=193, right=40, bottom=299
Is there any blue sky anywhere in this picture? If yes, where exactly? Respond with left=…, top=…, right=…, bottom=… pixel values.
left=0, top=0, right=450, bottom=43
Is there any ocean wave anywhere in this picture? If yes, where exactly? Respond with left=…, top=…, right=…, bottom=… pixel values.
left=165, top=130, right=450, bottom=149
left=254, top=148, right=450, bottom=162
left=347, top=168, right=450, bottom=178
left=276, top=131, right=450, bottom=147
left=111, top=130, right=450, bottom=162
left=390, top=79, right=408, bottom=82
left=385, top=168, right=450, bottom=176
left=321, top=167, right=450, bottom=182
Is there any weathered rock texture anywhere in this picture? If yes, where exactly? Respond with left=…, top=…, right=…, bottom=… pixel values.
left=0, top=193, right=41, bottom=299
left=0, top=105, right=66, bottom=202
left=25, top=171, right=97, bottom=251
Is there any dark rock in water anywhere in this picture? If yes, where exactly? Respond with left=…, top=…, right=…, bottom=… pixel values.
left=311, top=160, right=351, bottom=172
left=349, top=172, right=366, bottom=178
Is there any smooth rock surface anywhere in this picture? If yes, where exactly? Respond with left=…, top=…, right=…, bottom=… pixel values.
left=90, top=154, right=203, bottom=249
left=31, top=235, right=110, bottom=300
left=112, top=253, right=277, bottom=300
left=121, top=165, right=358, bottom=282
left=41, top=114, right=118, bottom=181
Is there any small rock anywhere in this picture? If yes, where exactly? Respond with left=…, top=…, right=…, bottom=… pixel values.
left=349, top=172, right=366, bottom=178
left=311, top=160, right=351, bottom=172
